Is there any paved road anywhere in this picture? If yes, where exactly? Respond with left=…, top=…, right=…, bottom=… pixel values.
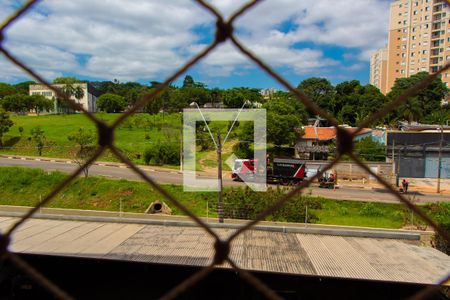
left=0, top=157, right=448, bottom=204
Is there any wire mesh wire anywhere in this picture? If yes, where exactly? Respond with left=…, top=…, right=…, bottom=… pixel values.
left=0, top=0, right=449, bottom=299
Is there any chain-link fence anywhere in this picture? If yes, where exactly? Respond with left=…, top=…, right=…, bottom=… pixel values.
left=1, top=1, right=450, bottom=300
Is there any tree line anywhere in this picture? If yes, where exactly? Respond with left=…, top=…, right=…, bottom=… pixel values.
left=1, top=73, right=448, bottom=125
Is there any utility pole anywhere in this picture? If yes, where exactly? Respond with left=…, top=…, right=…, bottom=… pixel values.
left=180, top=125, right=183, bottom=172
left=217, top=132, right=224, bottom=223
left=392, top=139, right=396, bottom=185
left=437, top=125, right=443, bottom=193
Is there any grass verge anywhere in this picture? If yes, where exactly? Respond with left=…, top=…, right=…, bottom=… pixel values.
left=0, top=167, right=448, bottom=229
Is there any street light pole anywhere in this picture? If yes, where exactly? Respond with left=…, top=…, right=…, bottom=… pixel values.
left=437, top=125, right=443, bottom=193
left=217, top=132, right=224, bottom=223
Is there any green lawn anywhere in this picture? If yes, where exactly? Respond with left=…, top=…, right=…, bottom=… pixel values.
left=313, top=200, right=406, bottom=229
left=1, top=167, right=448, bottom=229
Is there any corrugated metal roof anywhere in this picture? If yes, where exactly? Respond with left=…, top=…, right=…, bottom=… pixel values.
left=2, top=217, right=449, bottom=285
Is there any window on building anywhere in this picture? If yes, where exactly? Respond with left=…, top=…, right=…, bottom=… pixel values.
left=411, top=52, right=415, bottom=57
left=402, top=53, right=406, bottom=57
left=413, top=10, right=417, bottom=15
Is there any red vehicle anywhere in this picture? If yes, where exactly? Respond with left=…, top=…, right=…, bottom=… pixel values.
left=231, top=159, right=257, bottom=181
left=231, top=158, right=306, bottom=184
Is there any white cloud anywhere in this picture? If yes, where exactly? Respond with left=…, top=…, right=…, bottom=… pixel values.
left=0, top=0, right=390, bottom=83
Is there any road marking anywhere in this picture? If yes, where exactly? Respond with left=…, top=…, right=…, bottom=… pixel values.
left=21, top=157, right=26, bottom=160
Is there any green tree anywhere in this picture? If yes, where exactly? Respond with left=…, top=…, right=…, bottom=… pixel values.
left=56, top=84, right=85, bottom=113
left=297, top=77, right=335, bottom=115
left=425, top=109, right=450, bottom=125
left=28, top=94, right=53, bottom=115
left=1, top=94, right=29, bottom=114
left=97, top=93, right=127, bottom=113
left=53, top=77, right=82, bottom=84
left=68, top=128, right=97, bottom=177
left=263, top=98, right=302, bottom=146
left=397, top=97, right=423, bottom=123
left=182, top=75, right=195, bottom=88
left=178, top=87, right=210, bottom=108
left=30, top=126, right=45, bottom=156
left=334, top=80, right=362, bottom=125
left=354, top=137, right=386, bottom=162
left=223, top=87, right=263, bottom=108
left=0, top=109, right=13, bottom=147
left=14, top=81, right=35, bottom=95
left=0, top=83, right=18, bottom=99
left=388, top=72, right=449, bottom=123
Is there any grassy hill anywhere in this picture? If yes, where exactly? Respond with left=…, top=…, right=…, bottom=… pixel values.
left=2, top=113, right=194, bottom=166
left=1, top=113, right=242, bottom=170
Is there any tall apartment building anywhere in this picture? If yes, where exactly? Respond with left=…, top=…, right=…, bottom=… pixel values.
left=370, top=47, right=388, bottom=94
left=370, top=0, right=450, bottom=94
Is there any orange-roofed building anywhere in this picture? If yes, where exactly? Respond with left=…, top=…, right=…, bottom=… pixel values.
left=295, top=126, right=373, bottom=160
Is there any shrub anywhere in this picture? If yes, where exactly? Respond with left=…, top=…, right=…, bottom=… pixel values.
left=143, top=142, right=180, bottom=165
left=213, top=187, right=322, bottom=223
left=432, top=223, right=450, bottom=255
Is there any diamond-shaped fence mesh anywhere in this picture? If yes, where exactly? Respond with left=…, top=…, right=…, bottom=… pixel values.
left=0, top=1, right=449, bottom=299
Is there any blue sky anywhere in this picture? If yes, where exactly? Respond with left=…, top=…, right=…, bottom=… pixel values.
left=0, top=0, right=391, bottom=89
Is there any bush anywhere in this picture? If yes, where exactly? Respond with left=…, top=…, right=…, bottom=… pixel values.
left=432, top=223, right=450, bottom=255
left=143, top=142, right=180, bottom=165
left=212, top=187, right=322, bottom=223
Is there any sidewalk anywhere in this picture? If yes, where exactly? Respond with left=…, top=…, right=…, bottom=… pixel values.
left=339, top=178, right=450, bottom=196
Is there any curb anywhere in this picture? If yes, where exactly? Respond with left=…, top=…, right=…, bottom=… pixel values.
left=0, top=154, right=184, bottom=175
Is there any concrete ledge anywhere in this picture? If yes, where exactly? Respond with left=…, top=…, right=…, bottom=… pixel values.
left=0, top=206, right=422, bottom=241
